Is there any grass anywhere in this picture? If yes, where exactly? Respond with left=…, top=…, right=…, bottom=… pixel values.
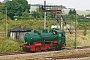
left=85, top=58, right=90, bottom=60
left=0, top=37, right=23, bottom=53
left=0, top=19, right=57, bottom=31
left=66, top=32, right=90, bottom=47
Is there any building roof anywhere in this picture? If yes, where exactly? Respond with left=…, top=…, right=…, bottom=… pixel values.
left=10, top=26, right=32, bottom=32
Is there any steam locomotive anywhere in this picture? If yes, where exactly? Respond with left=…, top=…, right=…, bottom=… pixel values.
left=21, top=29, right=66, bottom=52
left=20, top=1, right=75, bottom=52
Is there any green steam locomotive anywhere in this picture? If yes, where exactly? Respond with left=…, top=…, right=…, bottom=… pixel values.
left=21, top=29, right=66, bottom=52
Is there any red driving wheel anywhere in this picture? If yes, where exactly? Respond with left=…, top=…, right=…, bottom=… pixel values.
left=35, top=46, right=41, bottom=52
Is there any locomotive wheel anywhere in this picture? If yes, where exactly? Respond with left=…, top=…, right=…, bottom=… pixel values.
left=55, top=44, right=62, bottom=50
left=23, top=48, right=30, bottom=52
left=35, top=46, right=41, bottom=52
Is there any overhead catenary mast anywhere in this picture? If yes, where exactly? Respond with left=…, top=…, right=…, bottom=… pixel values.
left=44, top=0, right=46, bottom=29
left=41, top=1, right=72, bottom=34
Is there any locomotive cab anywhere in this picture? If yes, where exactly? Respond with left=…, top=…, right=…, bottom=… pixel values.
left=56, top=30, right=66, bottom=48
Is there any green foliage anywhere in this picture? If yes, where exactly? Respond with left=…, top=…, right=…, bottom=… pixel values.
left=31, top=8, right=55, bottom=20
left=83, top=26, right=87, bottom=36
left=46, top=12, right=55, bottom=20
left=77, top=18, right=90, bottom=30
left=0, top=12, right=6, bottom=20
left=0, top=19, right=57, bottom=31
left=1, top=0, right=30, bottom=20
left=0, top=2, right=5, bottom=20
left=68, top=9, right=77, bottom=15
left=22, top=11, right=29, bottom=17
left=83, top=28, right=87, bottom=36
left=0, top=38, right=23, bottom=53
left=3, top=0, right=9, bottom=3
left=73, top=9, right=76, bottom=15
left=87, top=13, right=90, bottom=16
left=66, top=14, right=75, bottom=20
left=31, top=8, right=43, bottom=19
left=0, top=2, right=4, bottom=12
left=13, top=0, right=30, bottom=12
left=2, top=1, right=19, bottom=19
left=78, top=19, right=90, bottom=22
left=68, top=9, right=73, bottom=15
left=14, top=16, right=33, bottom=20
left=66, top=33, right=90, bottom=47
left=67, top=9, right=77, bottom=20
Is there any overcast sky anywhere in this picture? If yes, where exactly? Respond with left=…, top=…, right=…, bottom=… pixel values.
left=0, top=0, right=90, bottom=10
left=27, top=0, right=90, bottom=10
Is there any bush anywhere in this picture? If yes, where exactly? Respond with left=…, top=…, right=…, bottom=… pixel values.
left=0, top=38, right=23, bottom=53
left=83, top=27, right=87, bottom=36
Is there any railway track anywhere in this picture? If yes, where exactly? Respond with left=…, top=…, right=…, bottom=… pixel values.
left=0, top=46, right=90, bottom=56
left=66, top=46, right=90, bottom=50
left=0, top=52, right=28, bottom=56
left=25, top=46, right=90, bottom=60
left=44, top=53, right=90, bottom=60
left=25, top=53, right=90, bottom=60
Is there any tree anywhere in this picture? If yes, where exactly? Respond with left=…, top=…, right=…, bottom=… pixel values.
left=68, top=9, right=76, bottom=15
left=0, top=2, right=7, bottom=20
left=31, top=8, right=43, bottom=19
left=13, top=0, right=30, bottom=13
left=0, top=2, right=4, bottom=12
left=67, top=9, right=77, bottom=20
left=3, top=0, right=10, bottom=3
left=72, top=9, right=76, bottom=15
left=46, top=12, right=54, bottom=20
left=2, top=0, right=30, bottom=20
left=22, top=11, right=29, bottom=17
left=68, top=9, right=73, bottom=15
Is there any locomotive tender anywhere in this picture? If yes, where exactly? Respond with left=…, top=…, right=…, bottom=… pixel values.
left=21, top=29, right=66, bottom=52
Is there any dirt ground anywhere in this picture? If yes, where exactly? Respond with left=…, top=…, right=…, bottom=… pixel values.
left=1, top=48, right=90, bottom=60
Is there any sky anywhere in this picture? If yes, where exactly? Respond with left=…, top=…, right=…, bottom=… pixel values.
left=0, top=0, right=90, bottom=10
left=27, top=0, right=90, bottom=10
